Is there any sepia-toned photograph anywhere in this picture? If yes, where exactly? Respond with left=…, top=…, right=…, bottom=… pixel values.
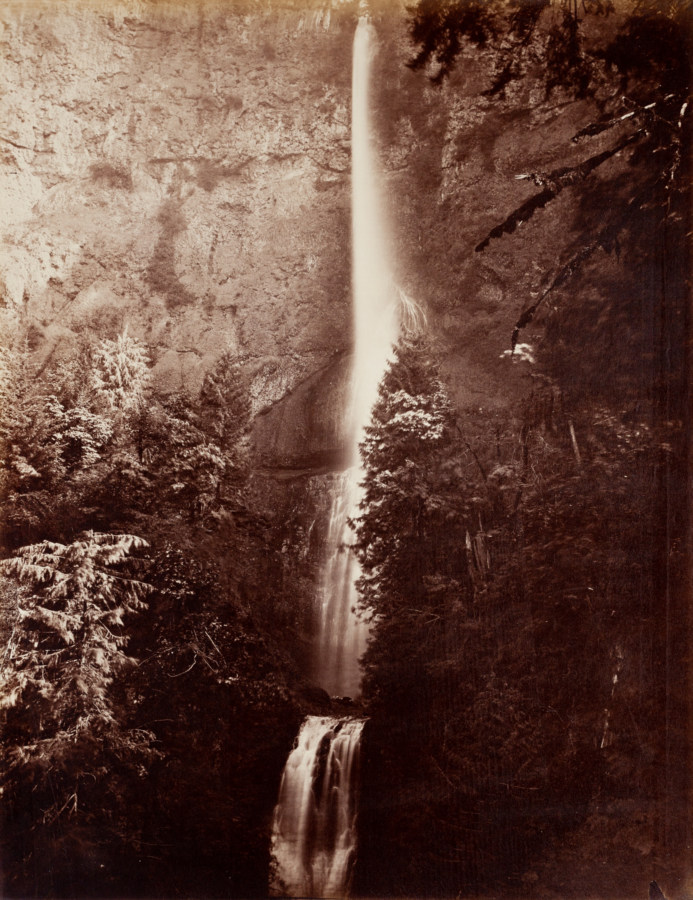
left=0, top=1, right=690, bottom=898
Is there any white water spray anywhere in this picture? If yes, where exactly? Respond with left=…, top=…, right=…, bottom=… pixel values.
left=314, top=471, right=364, bottom=699
left=270, top=716, right=366, bottom=898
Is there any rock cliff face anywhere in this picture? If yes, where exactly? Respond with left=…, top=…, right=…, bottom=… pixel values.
left=1, top=0, right=356, bottom=468
left=0, top=0, right=606, bottom=469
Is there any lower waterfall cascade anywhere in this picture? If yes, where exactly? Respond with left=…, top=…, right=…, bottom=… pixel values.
left=270, top=717, right=366, bottom=899
left=271, top=15, right=398, bottom=898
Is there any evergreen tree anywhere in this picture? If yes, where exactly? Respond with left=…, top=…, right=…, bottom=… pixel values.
left=354, top=337, right=481, bottom=895
left=198, top=349, right=251, bottom=451
left=126, top=545, right=300, bottom=899
left=90, top=329, right=151, bottom=416
left=197, top=350, right=252, bottom=512
left=145, top=393, right=227, bottom=523
left=354, top=336, right=465, bottom=623
left=0, top=345, right=70, bottom=545
left=44, top=396, right=113, bottom=473
left=0, top=532, right=157, bottom=896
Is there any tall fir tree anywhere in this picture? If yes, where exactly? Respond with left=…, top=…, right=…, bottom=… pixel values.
left=354, top=336, right=465, bottom=623
left=0, top=532, right=157, bottom=896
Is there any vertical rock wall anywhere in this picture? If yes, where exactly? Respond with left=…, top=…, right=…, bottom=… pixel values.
left=0, top=0, right=359, bottom=465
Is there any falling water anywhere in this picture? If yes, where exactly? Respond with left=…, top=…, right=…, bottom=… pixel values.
left=270, top=717, right=366, bottom=898
left=314, top=471, right=365, bottom=699
left=313, top=13, right=400, bottom=700
left=272, top=17, right=398, bottom=898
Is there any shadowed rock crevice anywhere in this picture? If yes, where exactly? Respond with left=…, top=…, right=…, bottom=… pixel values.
left=147, top=197, right=197, bottom=311
left=251, top=352, right=352, bottom=471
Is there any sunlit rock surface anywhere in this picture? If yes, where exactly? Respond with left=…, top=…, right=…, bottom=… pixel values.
left=0, top=0, right=608, bottom=467
left=0, top=0, right=354, bottom=429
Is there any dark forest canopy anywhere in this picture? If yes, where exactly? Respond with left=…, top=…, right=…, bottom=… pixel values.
left=0, top=337, right=313, bottom=898
left=353, top=2, right=690, bottom=896
left=354, top=328, right=688, bottom=895
left=407, top=0, right=692, bottom=97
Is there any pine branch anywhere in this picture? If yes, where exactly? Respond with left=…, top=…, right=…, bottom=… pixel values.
left=476, top=130, right=642, bottom=252
left=0, top=558, right=63, bottom=586
left=509, top=199, right=639, bottom=348
left=571, top=98, right=664, bottom=140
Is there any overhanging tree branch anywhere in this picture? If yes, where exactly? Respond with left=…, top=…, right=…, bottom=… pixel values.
left=475, top=129, right=642, bottom=252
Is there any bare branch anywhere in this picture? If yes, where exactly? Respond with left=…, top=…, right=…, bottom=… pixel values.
left=476, top=130, right=641, bottom=252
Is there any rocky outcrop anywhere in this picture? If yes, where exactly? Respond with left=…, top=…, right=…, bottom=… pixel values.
left=369, top=6, right=628, bottom=413
left=252, top=351, right=352, bottom=472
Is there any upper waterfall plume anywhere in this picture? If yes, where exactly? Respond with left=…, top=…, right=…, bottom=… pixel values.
left=312, top=15, right=400, bottom=700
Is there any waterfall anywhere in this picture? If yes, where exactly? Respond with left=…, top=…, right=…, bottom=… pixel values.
left=314, top=471, right=365, bottom=699
left=270, top=717, right=366, bottom=898
left=312, top=13, right=399, bottom=700
left=272, top=17, right=398, bottom=898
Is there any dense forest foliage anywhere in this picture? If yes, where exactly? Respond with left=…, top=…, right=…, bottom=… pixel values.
left=354, top=0, right=690, bottom=896
left=354, top=329, right=687, bottom=895
left=0, top=333, right=319, bottom=898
